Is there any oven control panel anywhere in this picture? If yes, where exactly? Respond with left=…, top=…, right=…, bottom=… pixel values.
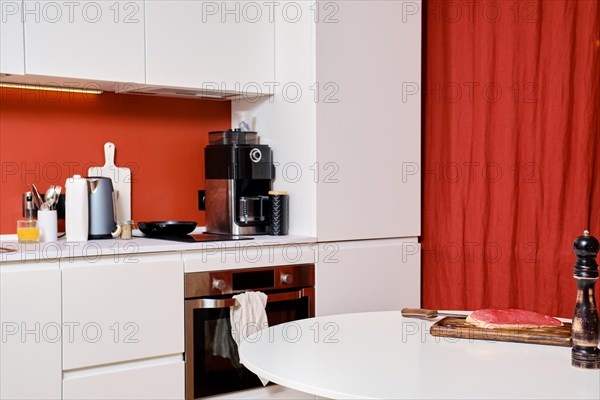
left=185, top=264, right=314, bottom=298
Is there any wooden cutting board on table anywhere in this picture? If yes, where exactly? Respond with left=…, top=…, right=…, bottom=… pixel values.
left=430, top=317, right=572, bottom=347
left=88, top=142, right=132, bottom=222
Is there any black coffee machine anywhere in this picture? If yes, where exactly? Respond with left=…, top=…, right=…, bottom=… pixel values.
left=204, top=129, right=274, bottom=235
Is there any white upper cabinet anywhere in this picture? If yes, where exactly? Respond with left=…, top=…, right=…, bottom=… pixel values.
left=315, top=0, right=421, bottom=241
left=0, top=0, right=25, bottom=74
left=61, top=253, right=184, bottom=370
left=23, top=0, right=145, bottom=83
left=145, top=1, right=275, bottom=92
left=0, top=262, right=62, bottom=399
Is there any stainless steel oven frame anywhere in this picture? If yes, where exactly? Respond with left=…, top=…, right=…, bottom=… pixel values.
left=184, top=264, right=315, bottom=400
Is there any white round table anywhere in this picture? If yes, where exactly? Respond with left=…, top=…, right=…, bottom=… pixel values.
left=239, top=311, right=600, bottom=399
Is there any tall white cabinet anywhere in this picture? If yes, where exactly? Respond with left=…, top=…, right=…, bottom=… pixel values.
left=233, top=0, right=422, bottom=240
left=315, top=0, right=421, bottom=242
left=232, top=0, right=423, bottom=313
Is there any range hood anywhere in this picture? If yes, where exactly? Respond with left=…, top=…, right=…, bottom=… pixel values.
left=0, top=74, right=271, bottom=101
left=116, top=85, right=269, bottom=101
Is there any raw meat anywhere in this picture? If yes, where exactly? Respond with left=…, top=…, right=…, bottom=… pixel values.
left=466, top=309, right=563, bottom=329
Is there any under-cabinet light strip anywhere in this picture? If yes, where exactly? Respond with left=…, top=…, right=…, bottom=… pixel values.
left=0, top=82, right=103, bottom=95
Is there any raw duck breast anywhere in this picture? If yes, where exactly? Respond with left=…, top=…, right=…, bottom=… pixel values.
left=466, top=309, right=564, bottom=329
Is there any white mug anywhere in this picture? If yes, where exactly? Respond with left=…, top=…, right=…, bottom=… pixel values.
left=38, top=210, right=58, bottom=242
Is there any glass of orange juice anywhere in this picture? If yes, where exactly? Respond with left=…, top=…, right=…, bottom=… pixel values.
left=17, top=220, right=39, bottom=243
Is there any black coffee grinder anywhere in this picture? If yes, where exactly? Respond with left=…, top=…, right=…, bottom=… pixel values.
left=204, top=129, right=274, bottom=235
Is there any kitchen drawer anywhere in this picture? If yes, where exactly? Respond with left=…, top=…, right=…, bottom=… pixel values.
left=183, top=243, right=317, bottom=273
left=63, top=356, right=184, bottom=400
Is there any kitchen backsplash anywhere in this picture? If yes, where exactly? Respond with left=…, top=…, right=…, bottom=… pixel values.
left=0, top=87, right=231, bottom=234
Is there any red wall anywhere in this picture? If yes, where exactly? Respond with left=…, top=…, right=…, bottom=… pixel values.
left=0, top=87, right=231, bottom=234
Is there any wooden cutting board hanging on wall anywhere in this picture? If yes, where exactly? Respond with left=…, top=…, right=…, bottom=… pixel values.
left=88, top=142, right=132, bottom=222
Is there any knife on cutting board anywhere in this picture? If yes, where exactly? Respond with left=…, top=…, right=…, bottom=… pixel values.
left=401, top=308, right=469, bottom=319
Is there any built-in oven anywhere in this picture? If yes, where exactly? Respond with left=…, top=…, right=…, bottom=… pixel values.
left=185, top=264, right=315, bottom=399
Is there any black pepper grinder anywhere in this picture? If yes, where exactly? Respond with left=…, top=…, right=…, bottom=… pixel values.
left=571, top=230, right=600, bottom=369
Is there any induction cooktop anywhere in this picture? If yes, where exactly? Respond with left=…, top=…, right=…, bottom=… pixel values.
left=146, top=233, right=255, bottom=243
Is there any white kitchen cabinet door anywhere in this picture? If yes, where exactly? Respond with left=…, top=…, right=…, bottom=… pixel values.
left=63, top=356, right=184, bottom=400
left=23, top=0, right=145, bottom=83
left=61, top=253, right=184, bottom=370
left=0, top=262, right=61, bottom=399
left=0, top=0, right=25, bottom=74
left=145, top=1, right=274, bottom=92
left=316, top=0, right=421, bottom=241
left=315, top=238, right=420, bottom=316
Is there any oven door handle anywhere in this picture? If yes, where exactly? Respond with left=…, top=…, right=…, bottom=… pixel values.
left=186, top=289, right=307, bottom=310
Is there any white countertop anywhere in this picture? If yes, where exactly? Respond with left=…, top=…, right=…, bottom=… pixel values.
left=0, top=229, right=316, bottom=264
left=239, top=311, right=600, bottom=399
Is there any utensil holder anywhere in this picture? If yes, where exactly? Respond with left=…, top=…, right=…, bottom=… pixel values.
left=38, top=210, right=58, bottom=242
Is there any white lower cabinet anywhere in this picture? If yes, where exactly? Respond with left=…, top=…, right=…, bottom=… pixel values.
left=316, top=238, right=420, bottom=316
left=63, top=356, right=184, bottom=400
left=0, top=262, right=62, bottom=399
left=61, top=253, right=184, bottom=370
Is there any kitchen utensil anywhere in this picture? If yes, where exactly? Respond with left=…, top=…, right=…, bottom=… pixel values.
left=41, top=186, right=57, bottom=211
left=401, top=308, right=469, bottom=319
left=65, top=175, right=89, bottom=242
left=430, top=317, right=572, bottom=347
left=52, top=186, right=62, bottom=209
left=31, top=184, right=43, bottom=209
left=88, top=142, right=131, bottom=221
left=87, top=177, right=117, bottom=239
left=138, top=221, right=197, bottom=236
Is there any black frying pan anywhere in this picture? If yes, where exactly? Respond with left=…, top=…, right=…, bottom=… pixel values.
left=137, top=221, right=197, bottom=236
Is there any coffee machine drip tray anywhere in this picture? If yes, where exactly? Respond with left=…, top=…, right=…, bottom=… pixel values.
left=148, top=233, right=254, bottom=243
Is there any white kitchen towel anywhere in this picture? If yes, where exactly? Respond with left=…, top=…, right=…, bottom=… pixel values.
left=230, top=291, right=269, bottom=385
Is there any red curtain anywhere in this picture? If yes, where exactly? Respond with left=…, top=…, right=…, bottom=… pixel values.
left=422, top=0, right=600, bottom=318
